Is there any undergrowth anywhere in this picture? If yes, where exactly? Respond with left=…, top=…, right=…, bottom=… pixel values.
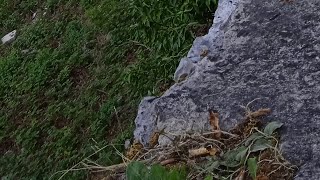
left=86, top=108, right=297, bottom=180
left=0, top=0, right=217, bottom=179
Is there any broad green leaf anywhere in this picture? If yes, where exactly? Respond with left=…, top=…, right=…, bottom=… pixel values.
left=247, top=157, right=258, bottom=180
left=204, top=175, right=213, bottom=180
left=244, top=132, right=263, bottom=146
left=126, top=161, right=148, bottom=180
left=263, top=121, right=283, bottom=136
left=167, top=168, right=187, bottom=180
left=150, top=164, right=167, bottom=179
left=250, top=138, right=272, bottom=152
left=221, top=147, right=245, bottom=168
left=235, top=146, right=248, bottom=163
left=206, top=160, right=220, bottom=171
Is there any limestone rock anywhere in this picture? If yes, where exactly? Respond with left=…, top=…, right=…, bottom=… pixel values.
left=124, top=139, right=131, bottom=150
left=173, top=0, right=239, bottom=82
left=134, top=96, right=158, bottom=145
left=134, top=0, right=320, bottom=178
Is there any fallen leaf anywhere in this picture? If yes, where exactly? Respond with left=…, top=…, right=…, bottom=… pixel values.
left=160, top=158, right=177, bottom=166
left=126, top=140, right=143, bottom=160
left=209, top=111, right=221, bottom=139
left=257, top=175, right=269, bottom=180
left=235, top=168, right=245, bottom=180
left=207, top=146, right=218, bottom=156
left=149, top=128, right=165, bottom=148
left=247, top=108, right=271, bottom=119
left=149, top=131, right=160, bottom=148
left=189, top=147, right=209, bottom=158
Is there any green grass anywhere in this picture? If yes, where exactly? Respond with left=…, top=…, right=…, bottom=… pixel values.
left=0, top=0, right=217, bottom=179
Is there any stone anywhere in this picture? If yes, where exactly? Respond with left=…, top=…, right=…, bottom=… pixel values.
left=134, top=0, right=320, bottom=179
left=1, top=30, right=17, bottom=44
left=124, top=139, right=131, bottom=150
left=32, top=12, right=38, bottom=23
left=32, top=12, right=37, bottom=19
left=173, top=0, right=239, bottom=82
left=134, top=96, right=157, bottom=145
left=21, top=49, right=30, bottom=54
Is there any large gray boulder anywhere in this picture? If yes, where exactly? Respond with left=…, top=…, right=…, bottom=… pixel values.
left=134, top=0, right=320, bottom=179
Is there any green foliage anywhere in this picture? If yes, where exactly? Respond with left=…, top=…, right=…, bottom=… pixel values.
left=220, top=146, right=247, bottom=168
left=204, top=175, right=213, bottom=180
left=263, top=121, right=283, bottom=136
left=0, top=0, right=217, bottom=179
left=244, top=132, right=263, bottom=146
left=201, top=121, right=283, bottom=179
left=87, top=0, right=218, bottom=97
left=235, top=146, right=248, bottom=163
left=126, top=161, right=148, bottom=180
left=247, top=157, right=258, bottom=180
left=126, top=161, right=187, bottom=180
left=250, top=138, right=272, bottom=153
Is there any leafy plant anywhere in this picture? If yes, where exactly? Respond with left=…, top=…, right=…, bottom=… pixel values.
left=200, top=121, right=284, bottom=179
left=101, top=119, right=292, bottom=180
left=126, top=161, right=187, bottom=180
left=250, top=138, right=272, bottom=153
left=247, top=157, right=257, bottom=180
left=221, top=146, right=247, bottom=168
left=264, top=121, right=283, bottom=136
left=204, top=175, right=213, bottom=180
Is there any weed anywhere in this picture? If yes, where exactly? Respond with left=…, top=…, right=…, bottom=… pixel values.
left=126, top=162, right=187, bottom=180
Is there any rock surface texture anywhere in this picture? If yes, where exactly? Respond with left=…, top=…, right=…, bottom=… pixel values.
left=134, top=0, right=320, bottom=179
